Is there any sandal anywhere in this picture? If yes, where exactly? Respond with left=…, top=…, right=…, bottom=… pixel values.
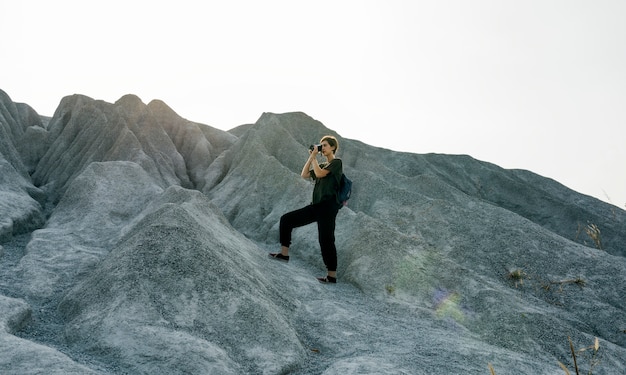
left=268, top=253, right=290, bottom=262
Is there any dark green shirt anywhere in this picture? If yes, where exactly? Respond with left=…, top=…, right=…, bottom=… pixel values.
left=310, top=158, right=343, bottom=205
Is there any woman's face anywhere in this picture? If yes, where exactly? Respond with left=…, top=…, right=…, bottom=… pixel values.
left=320, top=141, right=335, bottom=156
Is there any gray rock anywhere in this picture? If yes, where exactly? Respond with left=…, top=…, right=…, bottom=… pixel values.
left=0, top=90, right=624, bottom=374
left=31, top=94, right=191, bottom=204
left=0, top=155, right=45, bottom=242
left=0, top=295, right=99, bottom=374
left=58, top=186, right=303, bottom=374
left=0, top=90, right=46, bottom=241
left=147, top=99, right=238, bottom=191
left=17, top=161, right=164, bottom=299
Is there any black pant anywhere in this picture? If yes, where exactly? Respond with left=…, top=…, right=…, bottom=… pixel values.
left=279, top=200, right=339, bottom=272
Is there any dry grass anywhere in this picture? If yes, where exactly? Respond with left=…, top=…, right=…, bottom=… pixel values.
left=584, top=224, right=603, bottom=250
left=558, top=336, right=601, bottom=375
left=543, top=277, right=587, bottom=292
left=576, top=222, right=603, bottom=250
left=489, top=337, right=601, bottom=375
left=558, top=361, right=572, bottom=375
left=507, top=268, right=526, bottom=288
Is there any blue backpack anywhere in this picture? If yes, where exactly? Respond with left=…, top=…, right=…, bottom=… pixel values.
left=338, top=173, right=352, bottom=209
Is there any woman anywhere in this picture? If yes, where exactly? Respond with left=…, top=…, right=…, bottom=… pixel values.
left=269, top=135, right=343, bottom=283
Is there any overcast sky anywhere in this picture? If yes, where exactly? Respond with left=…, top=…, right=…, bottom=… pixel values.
left=2, top=0, right=625, bottom=208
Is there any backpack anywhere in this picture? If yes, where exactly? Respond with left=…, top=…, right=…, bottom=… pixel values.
left=338, top=173, right=352, bottom=209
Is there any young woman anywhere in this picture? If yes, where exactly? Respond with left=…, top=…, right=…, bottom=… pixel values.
left=269, top=135, right=343, bottom=283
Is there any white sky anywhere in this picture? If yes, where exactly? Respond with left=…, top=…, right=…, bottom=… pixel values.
left=2, top=0, right=625, bottom=208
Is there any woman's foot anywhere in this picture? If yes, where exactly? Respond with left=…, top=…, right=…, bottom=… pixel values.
left=268, top=253, right=289, bottom=262
left=316, top=275, right=337, bottom=284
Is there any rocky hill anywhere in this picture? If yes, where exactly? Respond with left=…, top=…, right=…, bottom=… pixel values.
left=1, top=88, right=624, bottom=374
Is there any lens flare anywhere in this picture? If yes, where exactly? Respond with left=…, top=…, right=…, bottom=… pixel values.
left=432, top=288, right=465, bottom=323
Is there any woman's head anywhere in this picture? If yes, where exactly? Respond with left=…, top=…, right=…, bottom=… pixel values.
left=320, top=135, right=339, bottom=154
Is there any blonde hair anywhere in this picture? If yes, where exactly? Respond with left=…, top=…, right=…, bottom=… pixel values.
left=320, top=135, right=339, bottom=154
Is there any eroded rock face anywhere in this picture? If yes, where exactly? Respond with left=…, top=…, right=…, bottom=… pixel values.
left=0, top=91, right=45, bottom=241
left=31, top=94, right=190, bottom=203
left=1, top=88, right=625, bottom=374
left=58, top=186, right=304, bottom=374
left=17, top=161, right=164, bottom=299
left=0, top=295, right=100, bottom=375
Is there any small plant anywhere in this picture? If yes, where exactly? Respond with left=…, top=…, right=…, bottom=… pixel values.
left=584, top=223, right=603, bottom=250
left=488, top=337, right=602, bottom=375
left=542, top=277, right=586, bottom=293
left=507, top=268, right=526, bottom=288
left=558, top=336, right=600, bottom=375
left=385, top=284, right=395, bottom=295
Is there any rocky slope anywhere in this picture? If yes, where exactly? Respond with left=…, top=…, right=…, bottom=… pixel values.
left=1, top=88, right=624, bottom=374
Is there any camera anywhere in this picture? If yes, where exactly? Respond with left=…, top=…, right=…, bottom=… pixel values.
left=309, top=144, right=322, bottom=152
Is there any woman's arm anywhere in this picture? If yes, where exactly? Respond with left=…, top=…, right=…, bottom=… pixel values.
left=300, top=150, right=331, bottom=179
left=310, top=157, right=330, bottom=178
left=300, top=152, right=315, bottom=179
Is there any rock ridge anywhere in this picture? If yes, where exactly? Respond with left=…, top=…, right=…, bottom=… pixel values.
left=0, top=88, right=624, bottom=374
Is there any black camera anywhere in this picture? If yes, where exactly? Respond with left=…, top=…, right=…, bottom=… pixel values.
left=309, top=144, right=322, bottom=152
